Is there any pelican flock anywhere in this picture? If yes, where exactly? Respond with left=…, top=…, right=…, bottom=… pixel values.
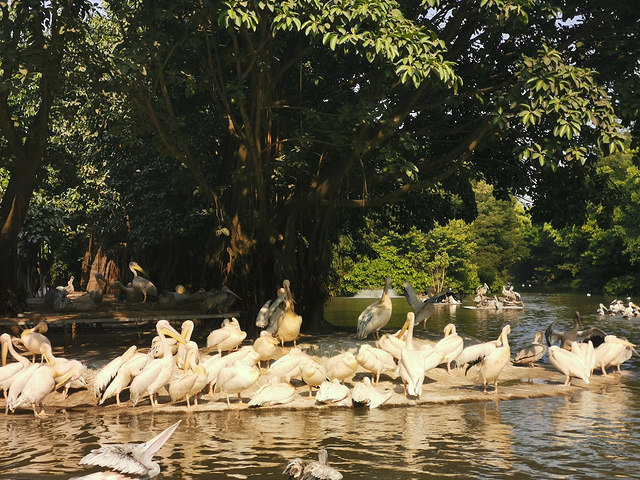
left=0, top=277, right=636, bottom=442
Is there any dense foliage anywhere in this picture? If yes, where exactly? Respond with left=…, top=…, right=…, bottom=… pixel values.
left=1, top=1, right=639, bottom=321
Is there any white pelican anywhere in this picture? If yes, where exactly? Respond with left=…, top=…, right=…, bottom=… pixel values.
left=474, top=324, right=511, bottom=394
left=99, top=361, right=137, bottom=406
left=276, top=279, right=303, bottom=350
left=177, top=320, right=196, bottom=369
left=315, top=379, right=349, bottom=404
left=325, top=352, right=358, bottom=384
left=8, top=364, right=58, bottom=416
left=283, top=448, right=343, bottom=480
left=215, top=360, right=260, bottom=407
left=110, top=280, right=144, bottom=303
left=130, top=320, right=186, bottom=407
left=512, top=331, right=547, bottom=367
left=356, top=344, right=396, bottom=385
left=128, top=261, right=158, bottom=302
left=5, top=362, right=40, bottom=414
left=431, top=323, right=464, bottom=374
left=301, top=361, right=327, bottom=396
left=20, top=322, right=51, bottom=363
left=78, top=420, right=181, bottom=478
left=571, top=340, right=596, bottom=377
left=594, top=335, right=638, bottom=376
left=0, top=333, right=31, bottom=396
left=255, top=288, right=286, bottom=331
left=39, top=344, right=87, bottom=398
left=267, top=347, right=311, bottom=383
left=253, top=330, right=280, bottom=370
left=609, top=337, right=638, bottom=373
left=545, top=312, right=606, bottom=348
left=206, top=317, right=247, bottom=355
left=453, top=335, right=501, bottom=370
left=399, top=312, right=425, bottom=398
left=169, top=341, right=208, bottom=407
left=548, top=345, right=590, bottom=386
left=596, top=303, right=608, bottom=316
left=403, top=281, right=452, bottom=329
left=356, top=277, right=392, bottom=340
left=351, top=376, right=393, bottom=409
left=92, top=345, right=138, bottom=399
left=377, top=322, right=409, bottom=361
left=248, top=377, right=296, bottom=407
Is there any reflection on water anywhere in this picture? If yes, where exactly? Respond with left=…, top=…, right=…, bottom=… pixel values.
left=1, top=291, right=640, bottom=479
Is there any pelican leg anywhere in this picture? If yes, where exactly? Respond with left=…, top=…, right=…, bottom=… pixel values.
left=493, top=380, right=499, bottom=394
left=309, top=386, right=313, bottom=397
left=601, top=366, right=608, bottom=377
left=225, top=394, right=231, bottom=407
left=237, top=392, right=243, bottom=404
left=563, top=376, right=572, bottom=386
left=483, top=381, right=488, bottom=394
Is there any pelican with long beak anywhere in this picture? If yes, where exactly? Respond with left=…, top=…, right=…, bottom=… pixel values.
left=356, top=277, right=393, bottom=340
left=78, top=420, right=181, bottom=478
left=130, top=320, right=186, bottom=406
left=399, top=312, right=426, bottom=398
left=128, top=261, right=158, bottom=303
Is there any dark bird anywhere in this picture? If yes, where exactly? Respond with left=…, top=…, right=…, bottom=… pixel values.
left=283, top=448, right=343, bottom=480
left=545, top=312, right=607, bottom=349
left=77, top=420, right=181, bottom=478
left=356, top=277, right=392, bottom=340
left=403, top=282, right=453, bottom=329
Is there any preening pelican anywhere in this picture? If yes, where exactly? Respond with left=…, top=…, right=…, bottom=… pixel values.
left=283, top=448, right=343, bottom=480
left=128, top=261, right=158, bottom=303
left=403, top=281, right=452, bottom=329
left=548, top=344, right=590, bottom=386
left=248, top=377, right=296, bottom=407
left=253, top=330, right=280, bottom=370
left=356, top=277, right=392, bottom=340
left=78, top=420, right=181, bottom=478
left=129, top=320, right=186, bottom=407
left=377, top=321, right=409, bottom=361
left=0, top=333, right=31, bottom=397
left=5, top=363, right=40, bottom=414
left=513, top=331, right=546, bottom=367
left=356, top=344, right=396, bottom=385
left=169, top=341, right=208, bottom=407
left=177, top=320, right=196, bottom=369
left=88, top=273, right=108, bottom=304
left=315, top=379, right=349, bottom=404
left=594, top=335, right=639, bottom=376
left=399, top=312, right=425, bottom=398
left=39, top=344, right=87, bottom=398
left=7, top=364, right=58, bottom=416
left=267, top=348, right=311, bottom=383
left=215, top=360, right=260, bottom=407
left=351, top=376, right=393, bottom=409
left=276, top=279, right=303, bottom=350
left=301, top=361, right=327, bottom=396
left=473, top=325, right=511, bottom=394
left=453, top=334, right=501, bottom=371
left=20, top=322, right=51, bottom=363
left=325, top=352, right=358, bottom=384
left=429, top=323, right=464, bottom=374
left=255, top=288, right=286, bottom=332
left=545, top=312, right=606, bottom=348
left=206, top=317, right=247, bottom=355
left=110, top=281, right=144, bottom=303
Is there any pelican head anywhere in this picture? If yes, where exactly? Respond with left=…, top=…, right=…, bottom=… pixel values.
left=157, top=320, right=187, bottom=346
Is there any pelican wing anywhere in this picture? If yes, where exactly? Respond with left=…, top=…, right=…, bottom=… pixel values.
left=80, top=445, right=147, bottom=476
left=402, top=281, right=424, bottom=312
left=304, top=461, right=343, bottom=480
left=544, top=322, right=561, bottom=347
left=576, top=327, right=607, bottom=347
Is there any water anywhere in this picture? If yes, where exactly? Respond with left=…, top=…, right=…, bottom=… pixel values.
left=1, top=290, right=639, bottom=479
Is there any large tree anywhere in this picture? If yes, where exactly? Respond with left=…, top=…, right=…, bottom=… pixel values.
left=98, top=0, right=636, bottom=330
left=0, top=0, right=98, bottom=313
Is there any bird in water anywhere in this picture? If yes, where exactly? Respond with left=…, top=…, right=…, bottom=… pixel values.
left=356, top=277, right=392, bottom=340
left=545, top=312, right=607, bottom=349
left=283, top=448, right=343, bottom=480
left=512, top=331, right=547, bottom=367
left=76, top=420, right=181, bottom=479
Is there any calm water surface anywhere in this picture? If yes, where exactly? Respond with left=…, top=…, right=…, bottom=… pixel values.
left=1, top=291, right=639, bottom=479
